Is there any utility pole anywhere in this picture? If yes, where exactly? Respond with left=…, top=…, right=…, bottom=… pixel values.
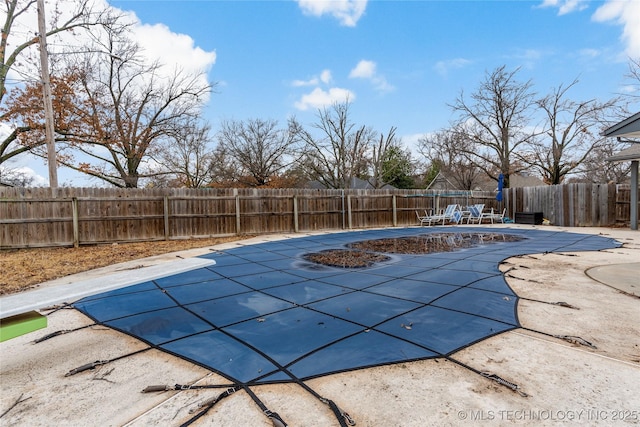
left=37, top=0, right=58, bottom=188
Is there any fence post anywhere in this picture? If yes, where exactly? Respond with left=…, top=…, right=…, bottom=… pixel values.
left=340, top=190, right=345, bottom=229
left=72, top=197, right=79, bottom=248
left=293, top=195, right=299, bottom=232
left=163, top=196, right=170, bottom=240
left=347, top=194, right=352, bottom=229
left=392, top=194, right=397, bottom=227
left=235, top=190, right=241, bottom=235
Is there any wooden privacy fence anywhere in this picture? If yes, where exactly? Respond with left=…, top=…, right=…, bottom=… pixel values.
left=0, top=187, right=499, bottom=248
left=0, top=184, right=636, bottom=249
left=502, top=183, right=637, bottom=227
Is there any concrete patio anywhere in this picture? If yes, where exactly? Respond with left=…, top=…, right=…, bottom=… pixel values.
left=1, top=224, right=638, bottom=426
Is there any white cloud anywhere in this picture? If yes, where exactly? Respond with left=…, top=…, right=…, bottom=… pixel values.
left=132, top=23, right=217, bottom=75
left=538, top=0, right=589, bottom=15
left=16, top=167, right=48, bottom=186
left=400, top=133, right=424, bottom=157
left=4, top=0, right=216, bottom=93
left=578, top=48, right=601, bottom=58
left=296, top=0, right=368, bottom=27
left=0, top=123, right=11, bottom=140
left=539, top=0, right=639, bottom=58
left=292, top=77, right=319, bottom=87
left=320, top=69, right=332, bottom=84
left=294, top=87, right=355, bottom=110
left=349, top=60, right=376, bottom=79
left=349, top=60, right=394, bottom=92
left=434, top=58, right=472, bottom=76
left=619, top=84, right=637, bottom=94
left=593, top=0, right=640, bottom=57
left=292, top=69, right=332, bottom=87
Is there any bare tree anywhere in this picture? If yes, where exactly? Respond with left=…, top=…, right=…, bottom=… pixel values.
left=576, top=138, right=632, bottom=183
left=3, top=5, right=211, bottom=188
left=621, top=57, right=640, bottom=107
left=368, top=127, right=399, bottom=188
left=150, top=119, right=215, bottom=188
left=523, top=79, right=620, bottom=184
left=418, top=129, right=484, bottom=190
left=297, top=101, right=376, bottom=189
left=216, top=118, right=301, bottom=187
left=1, top=0, right=120, bottom=104
left=205, top=144, right=240, bottom=186
left=11, top=24, right=212, bottom=188
left=0, top=0, right=122, bottom=169
left=450, top=66, right=538, bottom=188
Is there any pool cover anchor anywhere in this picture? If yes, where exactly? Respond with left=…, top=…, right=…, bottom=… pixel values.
left=517, top=297, right=580, bottom=310
left=142, top=382, right=288, bottom=427
left=33, top=323, right=98, bottom=344
left=448, top=357, right=530, bottom=398
left=521, top=326, right=598, bottom=350
left=320, top=397, right=356, bottom=426
left=480, top=372, right=529, bottom=397
left=553, top=335, right=597, bottom=349
left=64, top=360, right=111, bottom=377
left=141, top=380, right=355, bottom=426
left=64, top=348, right=151, bottom=377
left=189, top=387, right=237, bottom=414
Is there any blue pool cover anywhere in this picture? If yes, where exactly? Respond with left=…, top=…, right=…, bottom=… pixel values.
left=74, top=227, right=621, bottom=385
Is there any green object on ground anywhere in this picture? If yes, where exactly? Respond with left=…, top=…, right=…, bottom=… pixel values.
left=0, top=311, right=47, bottom=342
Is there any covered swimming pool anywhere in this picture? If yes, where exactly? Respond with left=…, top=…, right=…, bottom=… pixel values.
left=74, top=227, right=620, bottom=387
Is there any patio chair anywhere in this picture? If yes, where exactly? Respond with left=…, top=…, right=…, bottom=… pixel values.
left=479, top=207, right=507, bottom=224
left=416, top=210, right=432, bottom=226
left=431, top=204, right=460, bottom=225
left=466, top=204, right=485, bottom=224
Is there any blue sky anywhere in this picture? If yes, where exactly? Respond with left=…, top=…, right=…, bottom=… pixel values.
left=112, top=0, right=633, bottom=129
left=9, top=0, right=640, bottom=186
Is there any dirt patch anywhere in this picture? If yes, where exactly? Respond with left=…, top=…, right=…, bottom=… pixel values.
left=349, top=232, right=524, bottom=255
left=303, top=249, right=391, bottom=268
left=302, top=232, right=523, bottom=268
left=0, top=236, right=252, bottom=295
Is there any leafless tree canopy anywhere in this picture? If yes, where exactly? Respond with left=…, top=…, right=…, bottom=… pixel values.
left=3, top=18, right=212, bottom=188
left=297, top=101, right=376, bottom=189
left=522, top=79, right=620, bottom=184
left=368, top=127, right=403, bottom=189
left=449, top=66, right=538, bottom=188
left=149, top=119, right=214, bottom=188
left=418, top=129, right=483, bottom=190
left=622, top=57, right=640, bottom=106
left=1, top=0, right=123, bottom=169
left=216, top=118, right=302, bottom=187
left=575, top=138, right=632, bottom=183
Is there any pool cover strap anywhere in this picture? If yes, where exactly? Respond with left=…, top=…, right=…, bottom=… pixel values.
left=142, top=380, right=353, bottom=427
left=180, top=387, right=237, bottom=427
left=324, top=398, right=356, bottom=426
left=296, top=378, right=354, bottom=426
left=244, top=386, right=288, bottom=427
left=34, top=324, right=95, bottom=344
